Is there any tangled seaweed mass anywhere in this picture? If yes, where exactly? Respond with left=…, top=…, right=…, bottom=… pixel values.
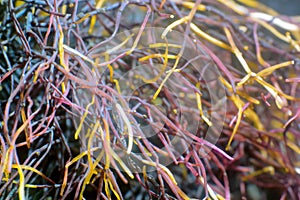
left=1, top=0, right=300, bottom=199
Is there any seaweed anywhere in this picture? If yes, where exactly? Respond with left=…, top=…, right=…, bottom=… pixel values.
left=1, top=0, right=300, bottom=199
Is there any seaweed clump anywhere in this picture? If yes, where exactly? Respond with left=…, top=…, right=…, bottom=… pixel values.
left=1, top=0, right=300, bottom=199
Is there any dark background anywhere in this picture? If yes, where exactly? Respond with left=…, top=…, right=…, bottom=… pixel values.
left=259, top=0, right=300, bottom=15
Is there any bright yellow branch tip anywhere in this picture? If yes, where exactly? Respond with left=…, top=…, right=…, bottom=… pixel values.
left=116, top=103, right=133, bottom=154
left=74, top=95, right=95, bottom=140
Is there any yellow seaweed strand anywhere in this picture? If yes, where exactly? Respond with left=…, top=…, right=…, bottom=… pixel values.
left=136, top=43, right=173, bottom=83
left=58, top=23, right=69, bottom=72
left=74, top=95, right=95, bottom=140
left=20, top=91, right=30, bottom=148
left=257, top=60, right=294, bottom=77
left=156, top=12, right=199, bottom=96
left=255, top=77, right=286, bottom=109
left=57, top=21, right=68, bottom=94
left=217, top=0, right=249, bottom=16
left=104, top=54, right=114, bottom=82
left=141, top=159, right=177, bottom=185
left=113, top=79, right=121, bottom=94
left=89, top=0, right=105, bottom=34
left=162, top=2, right=198, bottom=39
left=149, top=43, right=182, bottom=49
left=195, top=83, right=212, bottom=126
left=153, top=54, right=180, bottom=100
left=79, top=150, right=105, bottom=200
left=226, top=94, right=244, bottom=151
left=110, top=149, right=134, bottom=179
left=221, top=76, right=264, bottom=130
left=16, top=163, right=25, bottom=200
left=161, top=16, right=189, bottom=39
left=107, top=178, right=121, bottom=200
left=242, top=166, right=274, bottom=181
left=224, top=27, right=252, bottom=73
left=11, top=164, right=54, bottom=184
left=236, top=0, right=278, bottom=15
left=87, top=121, right=100, bottom=174
left=198, top=176, right=223, bottom=200
left=180, top=1, right=206, bottom=12
left=75, top=13, right=91, bottom=24
left=60, top=147, right=100, bottom=196
left=138, top=54, right=177, bottom=62
left=102, top=118, right=111, bottom=170
left=116, top=103, right=133, bottom=154
left=104, top=173, right=111, bottom=199
left=191, top=23, right=232, bottom=51
left=79, top=123, right=98, bottom=200
left=250, top=18, right=300, bottom=52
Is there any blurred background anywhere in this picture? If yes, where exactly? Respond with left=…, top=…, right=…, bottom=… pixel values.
left=259, top=0, right=300, bottom=15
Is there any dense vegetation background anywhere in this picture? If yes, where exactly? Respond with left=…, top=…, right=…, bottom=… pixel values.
left=1, top=0, right=300, bottom=199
